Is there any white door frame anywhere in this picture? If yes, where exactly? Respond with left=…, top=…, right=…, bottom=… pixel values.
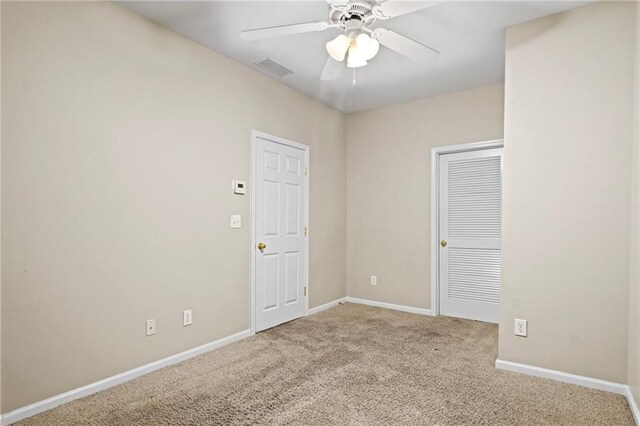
left=250, top=130, right=310, bottom=334
left=430, top=139, right=504, bottom=317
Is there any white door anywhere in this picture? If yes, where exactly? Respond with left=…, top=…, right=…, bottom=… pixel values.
left=439, top=148, right=502, bottom=323
left=254, top=135, right=307, bottom=332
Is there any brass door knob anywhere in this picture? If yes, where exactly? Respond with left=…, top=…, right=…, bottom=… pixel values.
left=440, top=240, right=447, bottom=247
left=257, top=242, right=266, bottom=250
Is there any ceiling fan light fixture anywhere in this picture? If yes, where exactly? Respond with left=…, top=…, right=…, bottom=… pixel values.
left=356, top=33, right=379, bottom=60
left=326, top=34, right=351, bottom=62
left=346, top=45, right=367, bottom=68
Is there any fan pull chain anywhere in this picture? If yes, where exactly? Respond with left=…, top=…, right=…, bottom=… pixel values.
left=352, top=68, right=357, bottom=87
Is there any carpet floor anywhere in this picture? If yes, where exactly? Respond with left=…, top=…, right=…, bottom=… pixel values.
left=20, top=303, right=634, bottom=425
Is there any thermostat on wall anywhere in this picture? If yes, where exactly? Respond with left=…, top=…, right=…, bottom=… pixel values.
left=233, top=180, right=246, bottom=195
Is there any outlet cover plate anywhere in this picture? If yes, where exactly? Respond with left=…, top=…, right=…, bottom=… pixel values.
left=515, top=319, right=527, bottom=337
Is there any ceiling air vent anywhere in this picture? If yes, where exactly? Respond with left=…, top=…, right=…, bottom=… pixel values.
left=255, top=58, right=293, bottom=78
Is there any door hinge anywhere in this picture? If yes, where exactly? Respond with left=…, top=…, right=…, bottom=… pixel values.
left=304, top=166, right=308, bottom=176
left=304, top=227, right=307, bottom=236
left=304, top=286, right=307, bottom=296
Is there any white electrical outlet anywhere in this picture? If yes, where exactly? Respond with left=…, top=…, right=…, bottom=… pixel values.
left=230, top=215, right=241, bottom=229
left=515, top=319, right=528, bottom=337
left=146, top=319, right=156, bottom=336
left=371, top=275, right=377, bottom=286
left=183, top=309, right=193, bottom=326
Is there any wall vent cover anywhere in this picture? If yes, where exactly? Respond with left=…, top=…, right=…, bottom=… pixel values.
left=255, top=58, right=293, bottom=78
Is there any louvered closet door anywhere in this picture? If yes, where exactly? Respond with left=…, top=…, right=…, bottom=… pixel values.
left=439, top=148, right=502, bottom=323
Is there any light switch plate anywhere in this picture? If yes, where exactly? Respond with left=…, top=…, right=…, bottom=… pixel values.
left=183, top=309, right=192, bottom=326
left=230, top=215, right=241, bottom=229
left=146, top=319, right=156, bottom=336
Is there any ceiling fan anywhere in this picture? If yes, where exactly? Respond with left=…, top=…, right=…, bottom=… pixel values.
left=240, top=0, right=440, bottom=81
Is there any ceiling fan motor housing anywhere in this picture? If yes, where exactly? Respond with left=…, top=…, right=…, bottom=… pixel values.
left=330, top=0, right=376, bottom=32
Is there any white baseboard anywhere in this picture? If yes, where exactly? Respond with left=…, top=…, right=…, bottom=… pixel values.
left=2, top=298, right=348, bottom=425
left=495, top=359, right=627, bottom=395
left=345, top=297, right=431, bottom=316
left=307, top=297, right=347, bottom=316
left=495, top=360, right=639, bottom=425
left=0, top=329, right=251, bottom=426
left=4, top=312, right=636, bottom=426
left=627, top=387, right=640, bottom=426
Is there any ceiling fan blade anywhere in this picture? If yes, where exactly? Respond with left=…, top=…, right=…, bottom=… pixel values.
left=374, top=28, right=439, bottom=64
left=373, top=0, right=440, bottom=19
left=241, top=22, right=330, bottom=42
left=321, top=57, right=345, bottom=81
left=327, top=0, right=349, bottom=8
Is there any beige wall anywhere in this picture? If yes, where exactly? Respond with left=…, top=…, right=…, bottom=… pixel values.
left=3, top=0, right=639, bottom=416
left=629, top=0, right=640, bottom=408
left=1, top=1, right=346, bottom=412
left=499, top=1, right=636, bottom=383
left=346, top=84, right=504, bottom=309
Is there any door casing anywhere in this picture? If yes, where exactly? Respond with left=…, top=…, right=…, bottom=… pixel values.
left=430, top=139, right=504, bottom=317
left=251, top=130, right=309, bottom=334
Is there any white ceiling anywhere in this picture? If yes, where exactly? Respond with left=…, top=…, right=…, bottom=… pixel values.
left=120, top=1, right=589, bottom=113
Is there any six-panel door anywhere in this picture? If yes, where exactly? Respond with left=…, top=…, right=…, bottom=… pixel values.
left=255, top=137, right=307, bottom=332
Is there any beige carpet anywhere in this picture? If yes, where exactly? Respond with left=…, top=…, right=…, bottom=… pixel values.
left=20, top=303, right=634, bottom=425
